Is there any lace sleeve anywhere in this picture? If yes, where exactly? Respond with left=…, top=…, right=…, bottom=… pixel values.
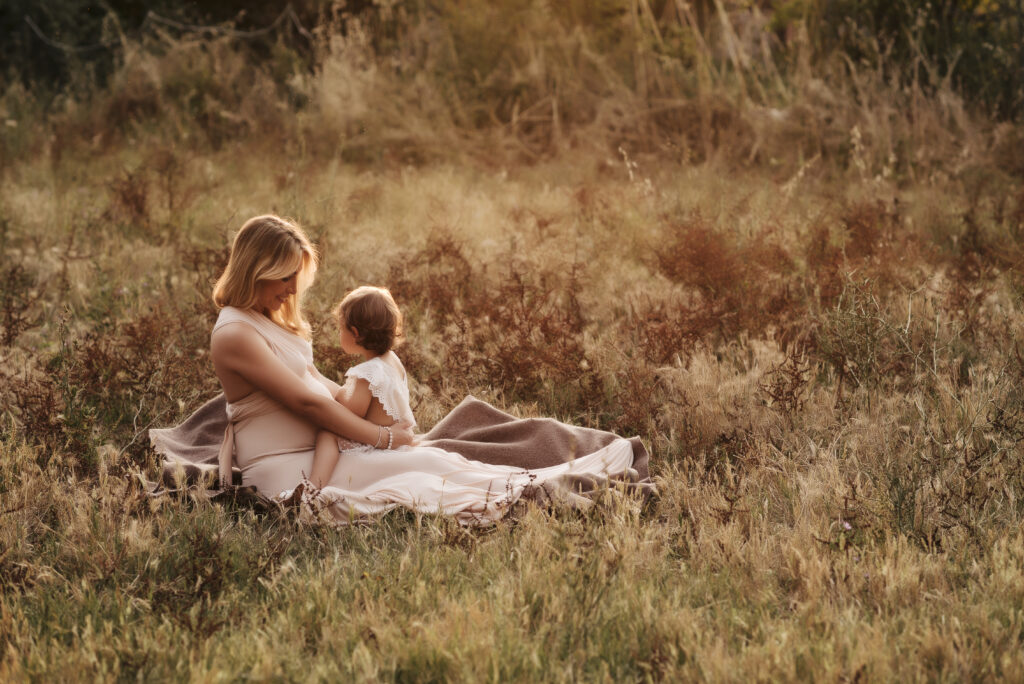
left=345, top=359, right=412, bottom=424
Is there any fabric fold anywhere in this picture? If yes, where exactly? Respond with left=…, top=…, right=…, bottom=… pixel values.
left=150, top=392, right=654, bottom=506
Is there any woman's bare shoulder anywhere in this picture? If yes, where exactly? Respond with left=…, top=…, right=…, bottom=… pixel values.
left=211, top=320, right=259, bottom=345
left=210, top=321, right=267, bottom=364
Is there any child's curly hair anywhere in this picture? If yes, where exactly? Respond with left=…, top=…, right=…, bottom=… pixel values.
left=335, top=286, right=404, bottom=356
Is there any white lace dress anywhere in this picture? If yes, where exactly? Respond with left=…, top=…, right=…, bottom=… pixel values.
left=211, top=307, right=636, bottom=526
left=331, top=353, right=415, bottom=453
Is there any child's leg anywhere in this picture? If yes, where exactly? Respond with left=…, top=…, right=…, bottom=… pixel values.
left=310, top=430, right=341, bottom=488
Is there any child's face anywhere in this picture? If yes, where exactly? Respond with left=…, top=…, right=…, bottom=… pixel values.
left=339, top=324, right=360, bottom=355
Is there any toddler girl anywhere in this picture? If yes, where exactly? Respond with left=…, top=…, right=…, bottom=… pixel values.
left=308, top=286, right=415, bottom=488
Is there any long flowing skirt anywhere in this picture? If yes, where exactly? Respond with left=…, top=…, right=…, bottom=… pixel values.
left=151, top=394, right=654, bottom=526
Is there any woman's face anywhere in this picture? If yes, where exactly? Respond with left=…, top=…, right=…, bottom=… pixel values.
left=255, top=272, right=298, bottom=312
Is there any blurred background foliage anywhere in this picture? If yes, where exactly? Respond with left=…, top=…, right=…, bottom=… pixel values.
left=2, top=0, right=1021, bottom=120
left=809, top=0, right=1024, bottom=119
left=1, top=0, right=328, bottom=94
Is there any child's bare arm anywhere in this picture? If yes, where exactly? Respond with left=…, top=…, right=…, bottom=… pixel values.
left=339, top=375, right=397, bottom=430
left=310, top=430, right=341, bottom=489
left=336, top=376, right=373, bottom=419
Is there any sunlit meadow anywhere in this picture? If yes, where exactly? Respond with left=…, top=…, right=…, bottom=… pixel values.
left=2, top=2, right=1024, bottom=680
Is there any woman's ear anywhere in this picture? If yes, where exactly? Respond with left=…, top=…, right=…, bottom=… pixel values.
left=349, top=326, right=359, bottom=340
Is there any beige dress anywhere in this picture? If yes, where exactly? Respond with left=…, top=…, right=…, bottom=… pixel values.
left=213, top=307, right=636, bottom=526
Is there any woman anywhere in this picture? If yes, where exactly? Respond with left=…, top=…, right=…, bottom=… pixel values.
left=151, top=215, right=653, bottom=525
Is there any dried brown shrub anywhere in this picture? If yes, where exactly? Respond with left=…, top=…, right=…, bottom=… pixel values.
left=656, top=216, right=742, bottom=299
left=745, top=233, right=803, bottom=340
left=384, top=235, right=594, bottom=408
left=653, top=216, right=802, bottom=349
left=625, top=294, right=718, bottom=365
left=931, top=191, right=1024, bottom=347
left=0, top=364, right=62, bottom=452
left=445, top=260, right=593, bottom=401
left=148, top=145, right=198, bottom=215
left=871, top=362, right=1024, bottom=546
left=387, top=230, right=476, bottom=326
left=178, top=243, right=229, bottom=304
left=803, top=201, right=915, bottom=314
left=809, top=276, right=955, bottom=405
left=107, top=169, right=150, bottom=227
left=0, top=307, right=216, bottom=469
left=0, top=263, right=45, bottom=346
left=1011, top=185, right=1024, bottom=239
left=802, top=220, right=845, bottom=307
left=757, top=347, right=812, bottom=418
left=841, top=200, right=899, bottom=261
left=604, top=362, right=666, bottom=436
left=944, top=275, right=997, bottom=352
left=683, top=425, right=760, bottom=486
left=649, top=96, right=757, bottom=163
left=103, top=69, right=163, bottom=129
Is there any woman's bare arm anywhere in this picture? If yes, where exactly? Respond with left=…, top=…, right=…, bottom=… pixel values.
left=307, top=364, right=344, bottom=400
left=211, top=323, right=413, bottom=447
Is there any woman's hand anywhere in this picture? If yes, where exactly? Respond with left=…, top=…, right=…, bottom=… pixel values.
left=390, top=421, right=417, bottom=448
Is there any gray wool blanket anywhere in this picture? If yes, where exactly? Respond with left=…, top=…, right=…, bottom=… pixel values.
left=151, top=394, right=655, bottom=502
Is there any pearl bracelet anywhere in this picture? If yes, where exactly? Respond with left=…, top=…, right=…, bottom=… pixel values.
left=386, top=426, right=394, bottom=450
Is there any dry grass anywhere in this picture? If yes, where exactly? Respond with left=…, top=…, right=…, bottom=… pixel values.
left=2, top=3, right=1024, bottom=681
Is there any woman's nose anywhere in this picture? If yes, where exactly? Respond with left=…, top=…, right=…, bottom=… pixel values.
left=287, top=280, right=297, bottom=294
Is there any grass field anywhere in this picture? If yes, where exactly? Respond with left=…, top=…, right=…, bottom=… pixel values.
left=3, top=2, right=1024, bottom=681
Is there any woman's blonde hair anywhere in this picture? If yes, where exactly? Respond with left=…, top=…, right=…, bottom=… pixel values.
left=212, top=215, right=318, bottom=337
left=335, top=286, right=404, bottom=355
